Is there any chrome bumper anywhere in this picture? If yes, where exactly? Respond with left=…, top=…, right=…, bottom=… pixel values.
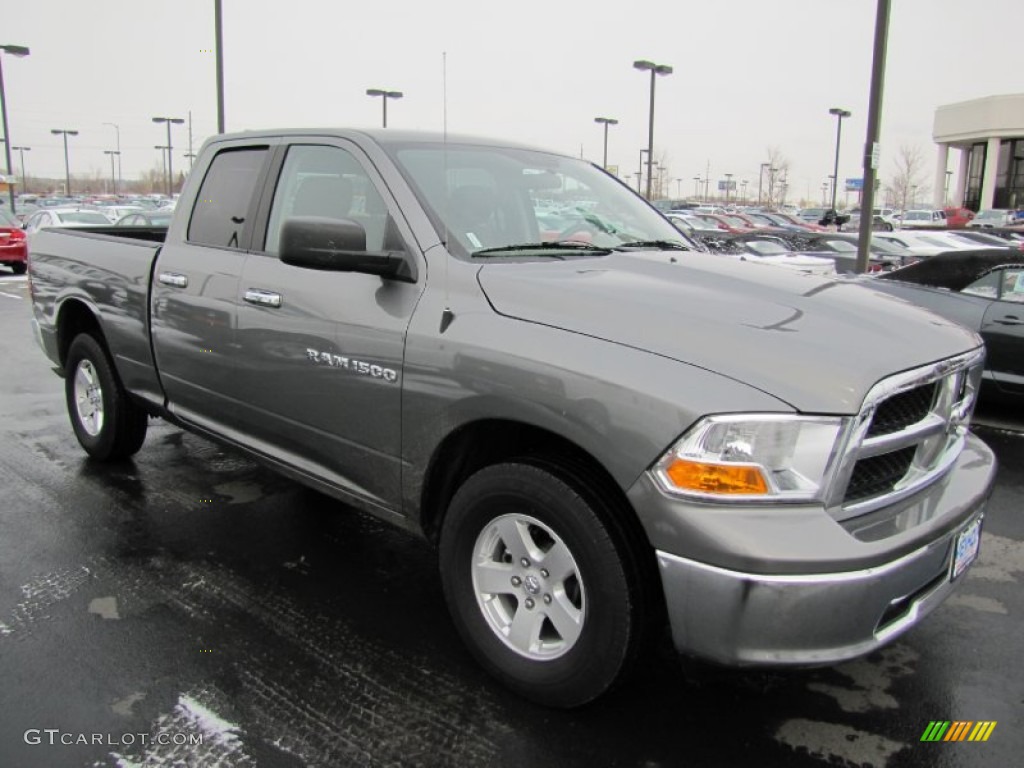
left=656, top=510, right=984, bottom=665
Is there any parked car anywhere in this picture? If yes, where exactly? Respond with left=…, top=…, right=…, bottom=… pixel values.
left=115, top=210, right=175, bottom=227
left=968, top=209, right=1016, bottom=228
left=0, top=207, right=28, bottom=274
left=22, top=208, right=113, bottom=248
left=100, top=205, right=145, bottom=224
left=943, top=207, right=975, bottom=228
left=899, top=209, right=947, bottom=229
left=871, top=250, right=1024, bottom=398
left=874, top=231, right=1001, bottom=259
left=772, top=231, right=909, bottom=272
left=28, top=127, right=995, bottom=707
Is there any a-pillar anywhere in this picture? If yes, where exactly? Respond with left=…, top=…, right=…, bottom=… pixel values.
left=979, top=136, right=1001, bottom=210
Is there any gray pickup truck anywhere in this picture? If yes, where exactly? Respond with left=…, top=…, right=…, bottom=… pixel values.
left=29, top=129, right=996, bottom=707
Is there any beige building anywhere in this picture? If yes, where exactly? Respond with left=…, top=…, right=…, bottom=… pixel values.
left=933, top=93, right=1024, bottom=211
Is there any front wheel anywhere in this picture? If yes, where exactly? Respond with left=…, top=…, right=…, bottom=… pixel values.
left=439, top=462, right=648, bottom=707
left=65, top=334, right=148, bottom=460
left=10, top=262, right=27, bottom=275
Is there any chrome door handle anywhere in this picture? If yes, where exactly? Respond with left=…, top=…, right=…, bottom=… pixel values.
left=244, top=289, right=282, bottom=308
left=158, top=272, right=188, bottom=288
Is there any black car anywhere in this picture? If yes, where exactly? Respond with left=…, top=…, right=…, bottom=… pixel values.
left=870, top=250, right=1024, bottom=400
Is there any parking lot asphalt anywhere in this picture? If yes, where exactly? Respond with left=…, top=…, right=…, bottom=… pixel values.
left=0, top=272, right=1021, bottom=768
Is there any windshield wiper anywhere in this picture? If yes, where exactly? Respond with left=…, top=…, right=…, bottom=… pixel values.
left=472, top=241, right=612, bottom=257
left=614, top=240, right=692, bottom=251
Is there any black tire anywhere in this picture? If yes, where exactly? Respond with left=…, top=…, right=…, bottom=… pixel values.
left=10, top=262, right=27, bottom=275
left=439, top=462, right=648, bottom=707
left=65, top=333, right=148, bottom=461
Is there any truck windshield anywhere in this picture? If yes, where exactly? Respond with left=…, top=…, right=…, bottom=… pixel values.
left=388, top=142, right=688, bottom=259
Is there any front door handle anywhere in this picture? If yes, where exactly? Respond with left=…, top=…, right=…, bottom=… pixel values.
left=158, top=272, right=188, bottom=288
left=993, top=315, right=1022, bottom=326
left=244, top=289, right=283, bottom=308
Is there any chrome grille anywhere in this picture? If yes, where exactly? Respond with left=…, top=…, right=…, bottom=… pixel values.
left=866, top=382, right=937, bottom=438
left=829, top=348, right=985, bottom=520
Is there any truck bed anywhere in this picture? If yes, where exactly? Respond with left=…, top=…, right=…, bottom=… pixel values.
left=30, top=226, right=166, bottom=407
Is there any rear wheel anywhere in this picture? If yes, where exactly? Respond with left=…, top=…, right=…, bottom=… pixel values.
left=10, top=262, right=27, bottom=275
left=65, top=334, right=148, bottom=460
left=439, top=462, right=648, bottom=707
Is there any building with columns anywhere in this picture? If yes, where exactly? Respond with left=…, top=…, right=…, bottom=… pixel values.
left=933, top=93, right=1024, bottom=211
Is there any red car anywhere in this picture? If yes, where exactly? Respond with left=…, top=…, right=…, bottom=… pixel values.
left=0, top=208, right=28, bottom=274
left=943, top=207, right=975, bottom=229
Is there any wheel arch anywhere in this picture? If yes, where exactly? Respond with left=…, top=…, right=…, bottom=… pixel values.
left=419, top=420, right=662, bottom=611
left=56, top=298, right=106, bottom=370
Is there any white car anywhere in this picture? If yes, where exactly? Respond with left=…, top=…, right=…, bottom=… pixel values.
left=735, top=238, right=836, bottom=276
left=898, top=209, right=946, bottom=229
left=99, top=205, right=144, bottom=223
left=874, top=231, right=1002, bottom=259
left=968, top=209, right=1016, bottom=228
left=22, top=208, right=112, bottom=247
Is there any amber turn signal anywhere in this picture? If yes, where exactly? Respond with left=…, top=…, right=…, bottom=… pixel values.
left=664, top=459, right=769, bottom=495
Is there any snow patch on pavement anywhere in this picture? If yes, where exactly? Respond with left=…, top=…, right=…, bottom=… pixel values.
left=806, top=643, right=917, bottom=713
left=776, top=719, right=907, bottom=767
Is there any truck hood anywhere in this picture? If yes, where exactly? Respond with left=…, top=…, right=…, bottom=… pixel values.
left=476, top=252, right=981, bottom=414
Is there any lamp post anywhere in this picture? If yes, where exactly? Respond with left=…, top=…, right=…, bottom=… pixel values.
left=366, top=88, right=403, bottom=128
left=1, top=44, right=30, bottom=212
left=102, top=122, right=122, bottom=194
left=214, top=0, right=226, bottom=132
left=593, top=117, right=618, bottom=170
left=153, top=117, right=185, bottom=197
left=821, top=181, right=829, bottom=206
left=633, top=59, right=672, bottom=200
left=50, top=129, right=78, bottom=196
left=12, top=145, right=29, bottom=194
left=757, top=162, right=769, bottom=206
left=103, top=150, right=120, bottom=195
left=828, top=107, right=851, bottom=213
left=638, top=149, right=649, bottom=194
left=741, top=179, right=748, bottom=202
left=693, top=176, right=701, bottom=200
left=154, top=145, right=168, bottom=193
left=724, top=173, right=733, bottom=204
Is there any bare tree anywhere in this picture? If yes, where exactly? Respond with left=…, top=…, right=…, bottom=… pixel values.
left=886, top=144, right=929, bottom=211
left=763, top=146, right=791, bottom=208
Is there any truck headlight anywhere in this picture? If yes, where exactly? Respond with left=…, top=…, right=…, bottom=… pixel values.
left=652, top=414, right=848, bottom=502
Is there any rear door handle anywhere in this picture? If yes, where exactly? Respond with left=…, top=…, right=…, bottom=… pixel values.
left=993, top=315, right=1022, bottom=326
left=158, top=272, right=188, bottom=288
left=244, top=289, right=282, bottom=308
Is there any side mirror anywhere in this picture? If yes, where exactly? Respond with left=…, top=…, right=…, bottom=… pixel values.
left=279, top=216, right=414, bottom=282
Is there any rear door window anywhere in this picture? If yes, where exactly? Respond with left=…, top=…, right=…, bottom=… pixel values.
left=187, top=147, right=268, bottom=249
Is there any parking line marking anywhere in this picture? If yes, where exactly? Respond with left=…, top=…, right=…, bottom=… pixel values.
left=0, top=291, right=23, bottom=300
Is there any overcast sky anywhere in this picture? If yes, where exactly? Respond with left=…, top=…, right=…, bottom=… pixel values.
left=3, top=0, right=1021, bottom=201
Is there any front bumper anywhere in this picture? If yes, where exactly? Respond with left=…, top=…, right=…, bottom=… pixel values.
left=631, top=433, right=996, bottom=665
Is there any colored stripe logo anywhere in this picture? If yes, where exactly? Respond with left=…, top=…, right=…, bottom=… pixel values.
left=920, top=721, right=996, bottom=742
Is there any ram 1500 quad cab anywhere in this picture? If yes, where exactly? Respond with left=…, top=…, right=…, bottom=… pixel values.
left=29, top=129, right=996, bottom=707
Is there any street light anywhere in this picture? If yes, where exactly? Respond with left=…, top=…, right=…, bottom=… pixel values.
left=1, top=44, right=30, bottom=212
left=11, top=145, right=29, bottom=194
left=740, top=179, right=749, bottom=202
left=103, top=122, right=121, bottom=194
left=724, top=173, right=733, bottom=204
left=103, top=150, right=120, bottom=195
left=693, top=175, right=702, bottom=200
left=366, top=88, right=403, bottom=128
left=593, top=117, right=618, bottom=170
left=828, top=107, right=852, bottom=213
left=633, top=59, right=673, bottom=200
left=757, top=162, right=769, bottom=206
left=638, top=149, right=649, bottom=194
left=50, top=129, right=78, bottom=196
left=152, top=116, right=185, bottom=197
left=154, top=145, right=169, bottom=193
